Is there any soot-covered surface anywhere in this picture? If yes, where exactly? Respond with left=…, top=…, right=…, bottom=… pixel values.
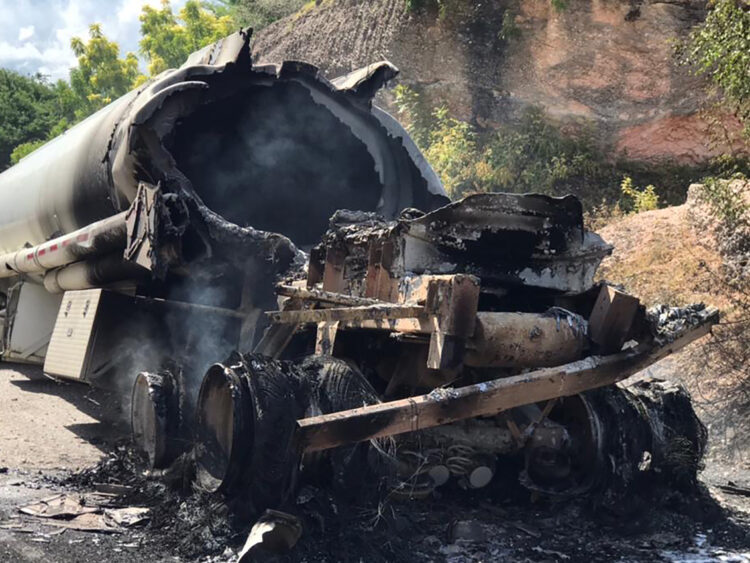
left=6, top=444, right=744, bottom=563
left=0, top=365, right=749, bottom=562
left=171, top=82, right=383, bottom=247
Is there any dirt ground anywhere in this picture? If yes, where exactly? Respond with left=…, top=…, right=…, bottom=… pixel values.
left=1, top=363, right=749, bottom=562
left=0, top=365, right=168, bottom=562
left=0, top=365, right=115, bottom=471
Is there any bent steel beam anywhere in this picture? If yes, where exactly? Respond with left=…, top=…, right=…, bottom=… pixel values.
left=294, top=308, right=718, bottom=453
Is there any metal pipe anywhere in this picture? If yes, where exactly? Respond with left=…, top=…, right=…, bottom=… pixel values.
left=132, top=295, right=245, bottom=319
left=0, top=212, right=127, bottom=279
left=465, top=311, right=588, bottom=368
left=42, top=253, right=145, bottom=293
left=294, top=311, right=717, bottom=453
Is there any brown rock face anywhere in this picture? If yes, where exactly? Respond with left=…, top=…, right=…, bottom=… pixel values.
left=616, top=114, right=746, bottom=164
left=253, top=0, right=739, bottom=165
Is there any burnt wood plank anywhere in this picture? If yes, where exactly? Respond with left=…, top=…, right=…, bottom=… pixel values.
left=588, top=285, right=640, bottom=353
left=295, top=314, right=716, bottom=453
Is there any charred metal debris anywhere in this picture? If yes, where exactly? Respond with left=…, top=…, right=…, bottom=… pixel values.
left=113, top=31, right=445, bottom=284
left=0, top=25, right=725, bottom=560
left=129, top=184, right=718, bottom=553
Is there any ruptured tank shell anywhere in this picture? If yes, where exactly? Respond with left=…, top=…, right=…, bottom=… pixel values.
left=0, top=29, right=446, bottom=257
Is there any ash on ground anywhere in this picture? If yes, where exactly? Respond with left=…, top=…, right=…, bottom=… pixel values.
left=53, top=442, right=750, bottom=563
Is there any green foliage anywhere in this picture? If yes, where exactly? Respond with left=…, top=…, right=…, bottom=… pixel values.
left=140, top=0, right=235, bottom=75
left=680, top=0, right=750, bottom=138
left=394, top=84, right=434, bottom=148
left=405, top=0, right=436, bottom=12
left=392, top=85, right=749, bottom=216
left=422, top=107, right=480, bottom=195
left=395, top=87, right=614, bottom=200
left=620, top=176, right=659, bottom=213
left=479, top=107, right=611, bottom=201
left=69, top=24, right=144, bottom=118
left=707, top=153, right=750, bottom=178
left=403, top=0, right=457, bottom=19
left=218, top=0, right=308, bottom=30
left=0, top=70, right=76, bottom=169
left=395, top=85, right=482, bottom=195
left=698, top=174, right=749, bottom=230
left=10, top=140, right=46, bottom=165
left=3, top=1, right=236, bottom=169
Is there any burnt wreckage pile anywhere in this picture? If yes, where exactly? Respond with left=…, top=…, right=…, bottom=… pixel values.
left=0, top=25, right=718, bottom=557
left=132, top=191, right=717, bottom=526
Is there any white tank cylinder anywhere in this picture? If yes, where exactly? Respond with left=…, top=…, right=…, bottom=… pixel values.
left=0, top=29, right=445, bottom=259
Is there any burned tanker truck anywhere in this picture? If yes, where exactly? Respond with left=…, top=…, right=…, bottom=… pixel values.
left=0, top=29, right=716, bottom=512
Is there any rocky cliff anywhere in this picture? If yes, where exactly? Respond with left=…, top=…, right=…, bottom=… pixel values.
left=253, top=0, right=741, bottom=165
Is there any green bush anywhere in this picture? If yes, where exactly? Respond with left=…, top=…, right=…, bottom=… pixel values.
left=0, top=71, right=76, bottom=169
left=9, top=140, right=46, bottom=165
left=679, top=0, right=750, bottom=140
left=393, top=84, right=433, bottom=148
left=697, top=174, right=749, bottom=233
left=404, top=0, right=447, bottom=16
left=422, top=107, right=481, bottom=195
left=393, top=85, right=749, bottom=218
left=620, top=176, right=659, bottom=213
left=478, top=107, right=613, bottom=201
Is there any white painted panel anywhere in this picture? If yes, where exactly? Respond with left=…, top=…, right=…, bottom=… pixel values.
left=6, top=282, right=63, bottom=364
left=44, top=289, right=102, bottom=381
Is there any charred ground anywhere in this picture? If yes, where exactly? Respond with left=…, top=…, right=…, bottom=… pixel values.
left=2, top=434, right=749, bottom=563
left=1, top=364, right=749, bottom=563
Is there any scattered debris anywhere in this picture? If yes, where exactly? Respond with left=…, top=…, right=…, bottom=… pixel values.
left=18, top=492, right=149, bottom=534
left=93, top=483, right=135, bottom=495
left=512, top=521, right=542, bottom=538
left=105, top=507, right=151, bottom=528
left=0, top=523, right=33, bottom=533
left=449, top=520, right=487, bottom=543
left=19, top=494, right=98, bottom=519
left=41, top=513, right=122, bottom=534
left=238, top=510, right=302, bottom=562
left=648, top=303, right=713, bottom=344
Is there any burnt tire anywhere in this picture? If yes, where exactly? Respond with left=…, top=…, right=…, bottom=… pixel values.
left=299, top=356, right=382, bottom=491
left=521, top=379, right=706, bottom=500
left=303, top=355, right=380, bottom=414
left=241, top=355, right=308, bottom=513
left=195, top=354, right=308, bottom=514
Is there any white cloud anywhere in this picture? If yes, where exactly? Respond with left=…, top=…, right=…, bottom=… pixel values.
left=0, top=39, right=78, bottom=79
left=117, top=0, right=164, bottom=25
left=0, top=42, right=41, bottom=62
left=54, top=1, right=91, bottom=55
left=0, top=0, right=189, bottom=80
left=18, top=25, right=34, bottom=41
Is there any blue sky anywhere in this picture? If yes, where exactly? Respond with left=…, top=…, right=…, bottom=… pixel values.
left=0, top=0, right=187, bottom=81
